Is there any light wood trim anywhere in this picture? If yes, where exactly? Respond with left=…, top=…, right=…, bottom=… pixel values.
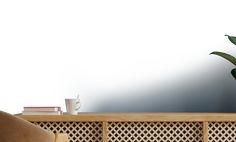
left=102, top=122, right=108, bottom=142
left=17, top=113, right=236, bottom=122
left=203, top=122, right=208, bottom=142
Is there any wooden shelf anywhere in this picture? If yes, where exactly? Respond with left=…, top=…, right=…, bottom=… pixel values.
left=18, top=113, right=236, bottom=142
left=18, top=112, right=236, bottom=122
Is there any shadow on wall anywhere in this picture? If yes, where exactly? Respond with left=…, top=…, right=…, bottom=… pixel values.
left=93, top=62, right=236, bottom=112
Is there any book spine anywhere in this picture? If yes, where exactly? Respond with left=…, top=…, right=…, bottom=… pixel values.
left=22, top=111, right=62, bottom=115
left=24, top=107, right=61, bottom=112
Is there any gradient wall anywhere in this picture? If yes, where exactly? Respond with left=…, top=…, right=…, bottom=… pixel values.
left=1, top=0, right=236, bottom=114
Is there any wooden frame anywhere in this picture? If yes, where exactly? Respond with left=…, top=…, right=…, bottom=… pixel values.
left=19, top=113, right=236, bottom=142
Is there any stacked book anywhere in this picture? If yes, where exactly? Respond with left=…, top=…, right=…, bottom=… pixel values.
left=22, top=106, right=62, bottom=115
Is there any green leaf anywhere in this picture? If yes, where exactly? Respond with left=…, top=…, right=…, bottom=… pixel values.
left=210, top=51, right=236, bottom=66
left=225, top=35, right=236, bottom=46
left=231, top=68, right=236, bottom=79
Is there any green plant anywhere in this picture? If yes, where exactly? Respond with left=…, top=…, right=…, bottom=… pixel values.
left=210, top=35, right=236, bottom=79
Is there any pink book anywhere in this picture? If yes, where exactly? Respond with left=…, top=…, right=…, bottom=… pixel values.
left=22, top=111, right=62, bottom=115
left=23, top=106, right=61, bottom=112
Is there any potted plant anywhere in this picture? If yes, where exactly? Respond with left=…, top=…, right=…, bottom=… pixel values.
left=210, top=35, right=236, bottom=79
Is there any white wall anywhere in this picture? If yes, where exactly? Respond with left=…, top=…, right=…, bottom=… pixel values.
left=1, top=0, right=236, bottom=114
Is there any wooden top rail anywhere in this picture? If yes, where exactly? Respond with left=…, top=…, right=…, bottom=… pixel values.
left=18, top=113, right=236, bottom=122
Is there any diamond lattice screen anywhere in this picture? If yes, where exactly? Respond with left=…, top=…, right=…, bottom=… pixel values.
left=208, top=122, right=236, bottom=142
left=107, top=122, right=203, bottom=142
left=33, top=122, right=103, bottom=142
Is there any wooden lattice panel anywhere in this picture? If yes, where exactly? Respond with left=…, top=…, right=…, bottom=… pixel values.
left=107, top=122, right=203, bottom=142
left=33, top=122, right=103, bottom=142
left=208, top=122, right=236, bottom=142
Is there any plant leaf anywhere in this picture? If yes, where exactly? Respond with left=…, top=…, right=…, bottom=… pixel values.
left=210, top=51, right=236, bottom=66
left=231, top=68, right=236, bottom=79
left=225, top=35, right=236, bottom=46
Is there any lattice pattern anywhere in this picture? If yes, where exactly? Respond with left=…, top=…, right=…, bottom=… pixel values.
left=33, top=122, right=103, bottom=142
left=208, top=122, right=236, bottom=142
left=107, top=122, right=203, bottom=142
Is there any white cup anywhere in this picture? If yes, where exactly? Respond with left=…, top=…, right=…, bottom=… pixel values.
left=65, top=98, right=81, bottom=115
